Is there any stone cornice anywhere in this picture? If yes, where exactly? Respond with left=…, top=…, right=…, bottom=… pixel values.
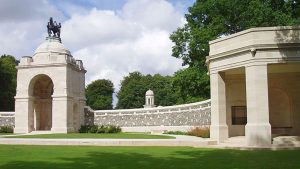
left=209, top=26, right=300, bottom=45
left=17, top=62, right=86, bottom=73
left=17, top=63, right=68, bottom=69
left=206, top=43, right=300, bottom=64
left=208, top=57, right=300, bottom=74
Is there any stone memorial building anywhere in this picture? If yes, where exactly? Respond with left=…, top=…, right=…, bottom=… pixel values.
left=14, top=18, right=86, bottom=133
left=207, top=26, right=300, bottom=147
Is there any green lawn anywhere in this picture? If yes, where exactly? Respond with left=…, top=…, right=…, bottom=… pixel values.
left=7, top=133, right=175, bottom=139
left=0, top=145, right=299, bottom=169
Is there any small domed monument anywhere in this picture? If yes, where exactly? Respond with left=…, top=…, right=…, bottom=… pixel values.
left=14, top=18, right=86, bottom=133
left=144, top=89, right=155, bottom=108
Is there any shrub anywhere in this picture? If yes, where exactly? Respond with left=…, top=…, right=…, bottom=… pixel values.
left=79, top=125, right=90, bottom=133
left=100, top=125, right=122, bottom=133
left=163, top=131, right=187, bottom=135
left=107, top=125, right=121, bottom=133
left=89, top=125, right=99, bottom=133
left=97, top=125, right=106, bottom=133
left=79, top=125, right=122, bottom=133
left=187, top=127, right=210, bottom=138
left=0, top=126, right=13, bottom=133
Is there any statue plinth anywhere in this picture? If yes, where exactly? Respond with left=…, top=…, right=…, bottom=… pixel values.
left=46, top=36, right=61, bottom=43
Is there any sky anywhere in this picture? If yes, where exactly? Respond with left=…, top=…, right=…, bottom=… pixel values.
left=0, top=0, right=195, bottom=106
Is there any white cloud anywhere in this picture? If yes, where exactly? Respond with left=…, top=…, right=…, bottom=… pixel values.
left=122, top=0, right=184, bottom=31
left=62, top=0, right=184, bottom=89
left=62, top=9, right=141, bottom=50
left=73, top=29, right=181, bottom=86
left=0, top=0, right=61, bottom=22
left=0, top=0, right=64, bottom=57
left=0, top=0, right=186, bottom=107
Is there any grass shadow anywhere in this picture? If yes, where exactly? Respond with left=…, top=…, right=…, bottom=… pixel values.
left=0, top=145, right=299, bottom=169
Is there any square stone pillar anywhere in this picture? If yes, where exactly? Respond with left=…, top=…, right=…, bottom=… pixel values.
left=210, top=72, right=228, bottom=142
left=14, top=97, right=34, bottom=133
left=51, top=96, right=69, bottom=133
left=245, top=64, right=271, bottom=147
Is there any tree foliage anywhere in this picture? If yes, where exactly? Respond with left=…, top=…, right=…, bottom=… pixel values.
left=172, top=67, right=210, bottom=104
left=170, top=0, right=300, bottom=68
left=86, top=79, right=114, bottom=110
left=169, top=0, right=300, bottom=101
left=116, top=72, right=146, bottom=109
left=116, top=72, right=177, bottom=109
left=0, top=55, right=18, bottom=111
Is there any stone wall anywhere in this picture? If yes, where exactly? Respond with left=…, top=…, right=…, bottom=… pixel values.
left=85, top=100, right=211, bottom=132
left=84, top=106, right=95, bottom=126
left=0, top=112, right=15, bottom=127
left=0, top=100, right=211, bottom=132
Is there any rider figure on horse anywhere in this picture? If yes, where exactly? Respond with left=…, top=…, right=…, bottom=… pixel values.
left=47, top=17, right=61, bottom=39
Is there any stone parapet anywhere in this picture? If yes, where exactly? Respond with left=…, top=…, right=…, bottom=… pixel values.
left=85, top=100, right=211, bottom=130
left=206, top=26, right=300, bottom=75
left=208, top=26, right=300, bottom=57
left=0, top=100, right=212, bottom=131
left=0, top=112, right=15, bottom=127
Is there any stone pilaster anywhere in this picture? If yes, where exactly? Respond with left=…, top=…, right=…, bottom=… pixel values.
left=245, top=64, right=271, bottom=147
left=51, top=96, right=69, bottom=133
left=14, top=96, right=34, bottom=133
left=210, top=72, right=228, bottom=142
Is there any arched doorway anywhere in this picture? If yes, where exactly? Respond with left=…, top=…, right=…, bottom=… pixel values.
left=29, top=74, right=53, bottom=131
left=269, top=88, right=292, bottom=136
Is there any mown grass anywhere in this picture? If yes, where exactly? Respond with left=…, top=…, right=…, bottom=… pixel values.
left=7, top=133, right=175, bottom=139
left=0, top=145, right=299, bottom=169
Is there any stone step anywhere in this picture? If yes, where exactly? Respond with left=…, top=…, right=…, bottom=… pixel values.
left=29, top=130, right=53, bottom=135
left=273, top=136, right=300, bottom=147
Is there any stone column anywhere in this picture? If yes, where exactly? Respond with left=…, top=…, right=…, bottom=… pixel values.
left=51, top=96, right=69, bottom=133
left=245, top=64, right=271, bottom=147
left=14, top=96, right=34, bottom=133
left=210, top=72, right=228, bottom=142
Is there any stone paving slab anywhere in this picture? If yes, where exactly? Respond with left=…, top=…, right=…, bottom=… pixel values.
left=207, top=136, right=300, bottom=150
left=0, top=138, right=217, bottom=147
left=1, top=135, right=299, bottom=149
left=0, top=134, right=217, bottom=147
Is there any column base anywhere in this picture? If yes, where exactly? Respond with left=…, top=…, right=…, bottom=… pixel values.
left=14, top=127, right=30, bottom=134
left=210, top=124, right=228, bottom=143
left=245, top=123, right=271, bottom=147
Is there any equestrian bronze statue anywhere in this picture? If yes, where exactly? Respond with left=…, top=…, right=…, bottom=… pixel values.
left=47, top=17, right=61, bottom=39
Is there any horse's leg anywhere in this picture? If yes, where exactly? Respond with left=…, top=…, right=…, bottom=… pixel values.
left=48, top=30, right=51, bottom=37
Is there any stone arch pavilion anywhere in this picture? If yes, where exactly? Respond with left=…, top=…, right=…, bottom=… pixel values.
left=14, top=37, right=86, bottom=133
left=207, top=26, right=300, bottom=147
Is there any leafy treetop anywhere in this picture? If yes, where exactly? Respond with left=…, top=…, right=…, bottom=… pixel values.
left=170, top=0, right=300, bottom=68
left=86, top=79, right=114, bottom=110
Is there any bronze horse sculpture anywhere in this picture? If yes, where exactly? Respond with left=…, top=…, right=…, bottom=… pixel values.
left=47, top=17, right=61, bottom=39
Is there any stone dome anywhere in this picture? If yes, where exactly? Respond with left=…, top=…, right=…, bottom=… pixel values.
left=146, top=89, right=154, bottom=96
left=34, top=37, right=71, bottom=56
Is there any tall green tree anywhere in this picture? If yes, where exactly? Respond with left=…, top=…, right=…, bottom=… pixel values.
left=148, top=74, right=177, bottom=106
left=172, top=66, right=209, bottom=104
left=0, top=55, right=18, bottom=111
left=86, top=79, right=114, bottom=110
left=171, top=0, right=300, bottom=68
left=116, top=72, right=177, bottom=109
left=116, top=72, right=146, bottom=109
left=170, top=0, right=300, bottom=100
